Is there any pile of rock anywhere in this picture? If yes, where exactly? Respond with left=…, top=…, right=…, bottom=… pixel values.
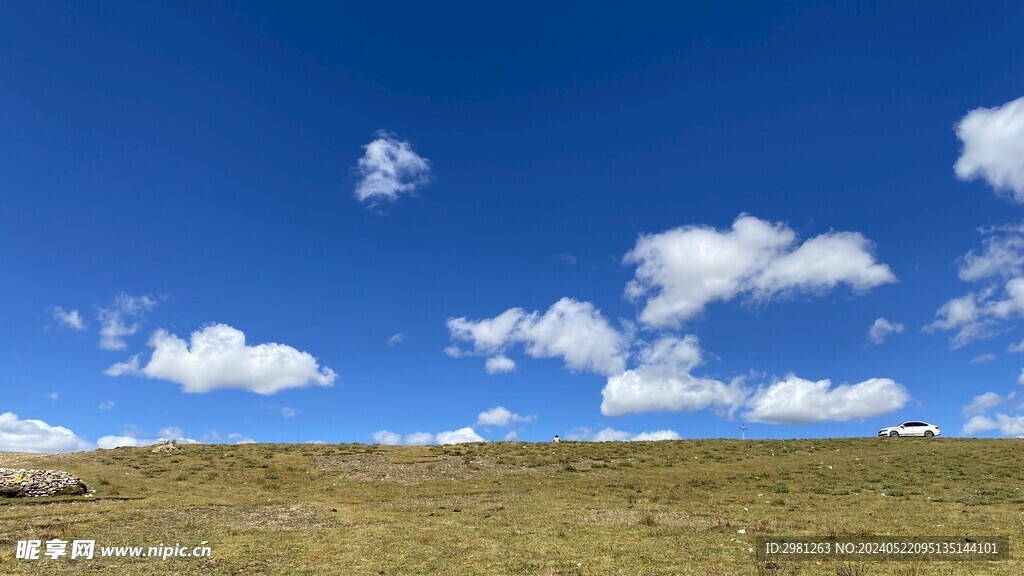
left=151, top=442, right=179, bottom=453
left=0, top=468, right=87, bottom=498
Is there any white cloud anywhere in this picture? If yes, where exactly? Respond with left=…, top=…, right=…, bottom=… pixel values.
left=931, top=225, right=1024, bottom=348
left=503, top=431, right=519, bottom=441
left=638, top=334, right=704, bottom=371
left=373, top=430, right=402, bottom=445
left=600, top=336, right=908, bottom=424
left=107, top=324, right=336, bottom=395
left=476, top=406, right=535, bottom=427
left=0, top=412, right=91, bottom=452
left=354, top=131, right=431, bottom=203
left=602, top=367, right=746, bottom=417
left=98, top=400, right=115, bottom=410
left=448, top=298, right=628, bottom=376
left=558, top=253, right=578, bottom=266
left=954, top=95, right=1024, bottom=202
left=484, top=355, right=516, bottom=374
left=448, top=308, right=527, bottom=355
left=96, top=435, right=149, bottom=449
left=195, top=430, right=249, bottom=444
left=372, top=428, right=486, bottom=445
left=753, top=232, right=897, bottom=296
left=592, top=428, right=631, bottom=442
left=104, top=354, right=140, bottom=377
left=47, top=392, right=59, bottom=401
left=435, top=427, right=485, bottom=444
left=563, top=427, right=592, bottom=441
left=387, top=333, right=406, bottom=346
left=227, top=433, right=255, bottom=444
left=600, top=335, right=747, bottom=417
left=97, top=428, right=202, bottom=449
left=97, top=293, right=158, bottom=351
left=404, top=432, right=435, bottom=445
left=927, top=279, right=1024, bottom=348
left=630, top=429, right=682, bottom=441
left=591, top=428, right=681, bottom=442
left=280, top=407, right=299, bottom=419
left=744, top=375, right=910, bottom=424
left=158, top=427, right=184, bottom=440
left=969, top=353, right=996, bottom=364
left=962, top=391, right=1009, bottom=417
left=868, top=318, right=904, bottom=344
left=958, top=224, right=1024, bottom=281
left=961, top=413, right=1024, bottom=437
left=624, top=215, right=895, bottom=328
left=1009, top=338, right=1024, bottom=353
left=51, top=306, right=85, bottom=330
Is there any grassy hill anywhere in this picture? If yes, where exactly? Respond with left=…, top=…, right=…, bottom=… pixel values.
left=0, top=438, right=1021, bottom=575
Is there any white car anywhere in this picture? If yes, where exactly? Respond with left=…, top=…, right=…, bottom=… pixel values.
left=878, top=421, right=940, bottom=438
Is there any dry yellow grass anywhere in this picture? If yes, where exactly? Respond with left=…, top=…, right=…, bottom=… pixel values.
left=0, top=438, right=1021, bottom=575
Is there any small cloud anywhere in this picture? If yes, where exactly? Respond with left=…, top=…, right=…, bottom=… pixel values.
left=954, top=95, right=1024, bottom=202
left=0, top=412, right=92, bottom=452
left=387, top=333, right=406, bottom=346
left=97, top=400, right=116, bottom=410
left=558, top=252, right=577, bottom=266
left=227, top=433, right=255, bottom=444
left=97, top=293, right=158, bottom=351
left=961, top=413, right=1024, bottom=437
left=588, top=428, right=681, bottom=442
left=47, top=392, right=59, bottom=401
left=448, top=298, right=629, bottom=376
left=744, top=375, right=909, bottom=424
left=372, top=430, right=402, bottom=445
left=51, top=307, right=86, bottom=330
left=962, top=391, right=1008, bottom=417
left=629, top=429, right=682, bottom=442
left=106, top=324, right=336, bottom=395
left=563, top=427, right=592, bottom=441
left=158, top=427, right=184, bottom=440
left=435, top=427, right=484, bottom=444
left=103, top=355, right=140, bottom=377
left=354, top=131, right=431, bottom=204
left=503, top=431, right=519, bottom=441
left=624, top=215, right=896, bottom=328
left=404, top=432, right=435, bottom=445
left=1009, top=338, right=1024, bottom=353
left=280, top=407, right=300, bottom=419
left=600, top=335, right=747, bottom=417
left=475, top=406, right=535, bottom=427
left=485, top=355, right=516, bottom=374
left=96, top=426, right=199, bottom=449
left=372, top=428, right=486, bottom=445
left=96, top=436, right=149, bottom=449
left=868, top=318, right=904, bottom=345
left=969, top=353, right=996, bottom=364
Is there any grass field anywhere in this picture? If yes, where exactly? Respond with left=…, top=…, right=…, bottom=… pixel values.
left=0, top=438, right=1021, bottom=575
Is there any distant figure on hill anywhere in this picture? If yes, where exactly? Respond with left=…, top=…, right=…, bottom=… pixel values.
left=553, top=435, right=560, bottom=444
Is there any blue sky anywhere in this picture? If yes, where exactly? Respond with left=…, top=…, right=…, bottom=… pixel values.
left=3, top=1, right=1024, bottom=450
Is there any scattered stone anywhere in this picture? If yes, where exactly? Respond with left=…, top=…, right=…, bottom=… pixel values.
left=0, top=468, right=87, bottom=498
left=152, top=443, right=180, bottom=454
